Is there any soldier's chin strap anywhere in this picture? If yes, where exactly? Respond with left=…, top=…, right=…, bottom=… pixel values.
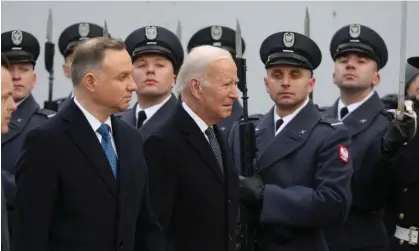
left=387, top=100, right=417, bottom=138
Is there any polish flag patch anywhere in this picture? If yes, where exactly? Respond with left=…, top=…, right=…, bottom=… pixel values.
left=338, top=144, right=349, bottom=164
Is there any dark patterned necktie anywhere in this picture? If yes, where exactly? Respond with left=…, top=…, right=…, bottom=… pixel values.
left=205, top=127, right=224, bottom=174
left=340, top=107, right=349, bottom=120
left=137, top=111, right=147, bottom=129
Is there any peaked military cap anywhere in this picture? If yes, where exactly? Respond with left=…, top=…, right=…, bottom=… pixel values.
left=125, top=26, right=184, bottom=73
left=259, top=31, right=322, bottom=70
left=1, top=30, right=40, bottom=64
left=330, top=24, right=388, bottom=69
left=187, top=25, right=245, bottom=56
left=405, top=61, right=419, bottom=93
left=58, top=22, right=108, bottom=57
left=408, top=56, right=419, bottom=70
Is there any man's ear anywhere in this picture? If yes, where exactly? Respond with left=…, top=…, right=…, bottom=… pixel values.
left=171, top=74, right=176, bottom=88
left=190, top=79, right=203, bottom=99
left=83, top=73, right=97, bottom=92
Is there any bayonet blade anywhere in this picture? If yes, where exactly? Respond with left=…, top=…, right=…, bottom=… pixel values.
left=46, top=8, right=53, bottom=42
left=397, top=0, right=408, bottom=119
left=304, top=7, right=310, bottom=37
left=176, top=20, right=182, bottom=41
left=235, top=18, right=242, bottom=58
left=103, top=20, right=109, bottom=38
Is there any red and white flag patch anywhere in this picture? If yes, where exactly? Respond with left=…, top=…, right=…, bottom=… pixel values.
left=338, top=144, right=349, bottom=164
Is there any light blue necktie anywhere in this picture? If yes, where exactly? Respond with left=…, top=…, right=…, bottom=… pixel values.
left=97, top=124, right=117, bottom=177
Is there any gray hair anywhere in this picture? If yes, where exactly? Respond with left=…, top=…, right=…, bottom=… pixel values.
left=175, top=45, right=233, bottom=94
left=71, top=37, right=126, bottom=86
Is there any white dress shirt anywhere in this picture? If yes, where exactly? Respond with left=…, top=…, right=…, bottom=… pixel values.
left=273, top=97, right=310, bottom=136
left=182, top=101, right=211, bottom=142
left=16, top=95, right=29, bottom=107
left=135, top=94, right=172, bottom=125
left=73, top=97, right=118, bottom=157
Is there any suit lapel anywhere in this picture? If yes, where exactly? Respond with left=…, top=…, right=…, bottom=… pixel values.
left=255, top=107, right=276, bottom=156
left=2, top=95, right=39, bottom=145
left=141, top=95, right=177, bottom=136
left=258, top=101, right=322, bottom=171
left=61, top=100, right=117, bottom=197
left=175, top=104, right=224, bottom=183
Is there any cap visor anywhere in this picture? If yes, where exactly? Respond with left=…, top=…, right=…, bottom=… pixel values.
left=266, top=59, right=310, bottom=70
left=4, top=51, right=35, bottom=64
left=408, top=57, right=419, bottom=69
left=335, top=47, right=376, bottom=61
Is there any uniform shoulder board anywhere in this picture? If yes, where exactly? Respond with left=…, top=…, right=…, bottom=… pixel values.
left=320, top=116, right=344, bottom=128
left=36, top=108, right=57, bottom=118
left=53, top=97, right=68, bottom=105
left=315, top=104, right=330, bottom=112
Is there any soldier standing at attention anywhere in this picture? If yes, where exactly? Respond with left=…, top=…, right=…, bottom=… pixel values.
left=234, top=31, right=353, bottom=251
left=323, top=24, right=412, bottom=251
left=1, top=30, right=55, bottom=232
left=116, top=26, right=183, bottom=138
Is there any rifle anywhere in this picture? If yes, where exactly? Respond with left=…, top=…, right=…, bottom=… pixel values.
left=236, top=18, right=257, bottom=251
left=304, top=7, right=313, bottom=100
left=176, top=20, right=182, bottom=42
left=43, top=8, right=57, bottom=111
left=103, top=20, right=110, bottom=38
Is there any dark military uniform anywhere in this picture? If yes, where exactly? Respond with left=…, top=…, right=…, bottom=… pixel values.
left=1, top=30, right=56, bottom=231
left=115, top=26, right=183, bottom=138
left=385, top=56, right=419, bottom=250
left=323, top=24, right=392, bottom=251
left=381, top=64, right=419, bottom=110
left=381, top=94, right=398, bottom=110
left=187, top=25, right=245, bottom=137
left=232, top=31, right=353, bottom=251
left=48, top=22, right=107, bottom=112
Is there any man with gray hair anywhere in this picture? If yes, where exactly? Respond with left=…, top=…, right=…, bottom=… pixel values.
left=12, top=37, right=159, bottom=251
left=143, top=45, right=239, bottom=251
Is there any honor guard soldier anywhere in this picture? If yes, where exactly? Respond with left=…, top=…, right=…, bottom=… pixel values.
left=50, top=22, right=107, bottom=111
left=380, top=64, right=419, bottom=110
left=386, top=56, right=419, bottom=251
left=382, top=61, right=419, bottom=238
left=186, top=25, right=246, bottom=136
left=232, top=31, right=353, bottom=251
left=116, top=26, right=183, bottom=138
left=1, top=30, right=56, bottom=231
left=322, top=24, right=397, bottom=251
left=405, top=60, right=419, bottom=102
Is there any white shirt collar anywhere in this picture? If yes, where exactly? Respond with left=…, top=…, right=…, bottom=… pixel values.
left=273, top=96, right=309, bottom=135
left=135, top=94, right=171, bottom=124
left=181, top=101, right=210, bottom=135
left=73, top=96, right=113, bottom=134
left=337, top=90, right=375, bottom=120
left=16, top=95, right=29, bottom=107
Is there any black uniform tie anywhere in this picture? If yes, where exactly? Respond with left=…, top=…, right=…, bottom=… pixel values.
left=276, top=119, right=284, bottom=132
left=340, top=107, right=349, bottom=120
left=137, top=111, right=147, bottom=129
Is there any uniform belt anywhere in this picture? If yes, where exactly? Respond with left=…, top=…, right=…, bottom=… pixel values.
left=394, top=225, right=418, bottom=245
